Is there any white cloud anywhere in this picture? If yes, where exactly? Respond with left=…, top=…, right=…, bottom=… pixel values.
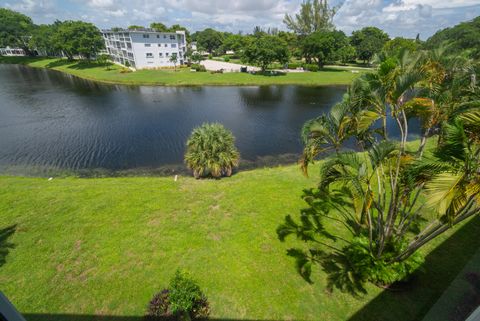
left=1, top=0, right=479, bottom=38
left=86, top=0, right=114, bottom=8
left=401, top=0, right=480, bottom=9
left=106, top=9, right=126, bottom=17
left=5, top=0, right=54, bottom=14
left=334, top=0, right=480, bottom=38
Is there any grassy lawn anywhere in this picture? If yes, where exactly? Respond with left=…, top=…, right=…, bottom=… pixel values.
left=1, top=162, right=480, bottom=321
left=0, top=56, right=359, bottom=86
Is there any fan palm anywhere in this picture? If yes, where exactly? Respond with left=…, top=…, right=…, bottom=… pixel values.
left=184, top=123, right=240, bottom=179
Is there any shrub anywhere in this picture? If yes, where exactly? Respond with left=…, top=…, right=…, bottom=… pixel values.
left=304, top=64, right=319, bottom=72
left=146, top=289, right=173, bottom=320
left=146, top=271, right=210, bottom=321
left=120, top=68, right=132, bottom=73
left=169, top=270, right=210, bottom=319
left=208, top=54, right=212, bottom=59
left=287, top=63, right=302, bottom=69
left=124, top=61, right=131, bottom=68
left=191, top=64, right=206, bottom=72
left=96, top=54, right=111, bottom=65
left=223, top=56, right=230, bottom=62
left=325, top=236, right=424, bottom=293
left=185, top=123, right=240, bottom=178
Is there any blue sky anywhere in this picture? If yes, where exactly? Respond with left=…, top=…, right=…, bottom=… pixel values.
left=1, top=0, right=480, bottom=39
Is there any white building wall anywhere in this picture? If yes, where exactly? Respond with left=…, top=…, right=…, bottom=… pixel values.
left=102, top=29, right=186, bottom=70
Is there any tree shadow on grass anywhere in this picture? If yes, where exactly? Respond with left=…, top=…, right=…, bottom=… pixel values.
left=347, top=215, right=480, bottom=321
left=0, top=225, right=16, bottom=267
left=45, top=59, right=74, bottom=68
left=45, top=59, right=111, bottom=70
left=23, top=315, right=294, bottom=321
left=67, top=62, right=111, bottom=70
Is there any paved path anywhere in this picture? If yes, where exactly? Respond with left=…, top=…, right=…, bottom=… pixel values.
left=200, top=60, right=260, bottom=72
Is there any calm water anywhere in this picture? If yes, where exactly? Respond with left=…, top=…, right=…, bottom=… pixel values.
left=0, top=64, right=350, bottom=175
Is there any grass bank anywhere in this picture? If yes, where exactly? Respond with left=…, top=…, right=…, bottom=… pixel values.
left=1, top=162, right=479, bottom=321
left=0, top=56, right=360, bottom=86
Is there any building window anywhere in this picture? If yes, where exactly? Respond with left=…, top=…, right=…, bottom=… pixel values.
left=145, top=43, right=151, bottom=47
left=170, top=35, right=176, bottom=40
left=159, top=53, right=163, bottom=57
left=166, top=53, right=169, bottom=57
left=157, top=35, right=160, bottom=38
left=164, top=44, right=168, bottom=47
left=164, top=35, right=167, bottom=39
left=143, top=34, right=149, bottom=38
left=171, top=44, right=177, bottom=48
left=146, top=53, right=153, bottom=58
left=158, top=44, right=162, bottom=47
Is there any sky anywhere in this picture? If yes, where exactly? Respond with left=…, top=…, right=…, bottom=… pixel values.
left=1, top=0, right=480, bottom=39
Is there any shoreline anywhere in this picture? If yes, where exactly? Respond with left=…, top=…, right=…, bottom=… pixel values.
left=0, top=153, right=303, bottom=179
left=0, top=56, right=362, bottom=87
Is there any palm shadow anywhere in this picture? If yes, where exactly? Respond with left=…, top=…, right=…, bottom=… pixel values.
left=0, top=225, right=16, bottom=267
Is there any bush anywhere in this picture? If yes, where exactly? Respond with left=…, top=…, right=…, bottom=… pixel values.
left=185, top=123, right=240, bottom=179
left=96, top=54, right=111, bottom=65
left=304, top=64, right=319, bottom=72
left=146, top=289, right=173, bottom=320
left=223, top=56, right=230, bottom=62
left=146, top=271, right=210, bottom=321
left=208, top=54, right=212, bottom=59
left=343, top=236, right=423, bottom=286
left=169, top=270, right=210, bottom=318
left=287, top=63, right=302, bottom=69
left=120, top=68, right=132, bottom=73
left=191, top=64, right=206, bottom=72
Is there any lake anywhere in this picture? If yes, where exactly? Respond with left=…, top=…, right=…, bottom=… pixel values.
left=0, top=64, right=420, bottom=176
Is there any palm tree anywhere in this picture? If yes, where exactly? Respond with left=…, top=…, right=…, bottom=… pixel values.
left=184, top=123, right=240, bottom=179
left=278, top=48, right=480, bottom=291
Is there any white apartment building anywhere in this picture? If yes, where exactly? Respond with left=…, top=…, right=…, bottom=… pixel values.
left=102, top=28, right=187, bottom=69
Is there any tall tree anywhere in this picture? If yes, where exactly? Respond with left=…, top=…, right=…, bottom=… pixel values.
left=194, top=28, right=224, bottom=54
left=284, top=0, right=338, bottom=35
left=301, top=30, right=348, bottom=67
left=0, top=8, right=34, bottom=54
left=243, top=35, right=289, bottom=71
left=221, top=34, right=247, bottom=53
left=424, top=16, right=480, bottom=59
left=351, top=26, right=390, bottom=63
left=128, top=25, right=144, bottom=30
left=52, top=21, right=104, bottom=60
left=29, top=23, right=59, bottom=56
left=383, top=37, right=419, bottom=57
left=150, top=22, right=168, bottom=32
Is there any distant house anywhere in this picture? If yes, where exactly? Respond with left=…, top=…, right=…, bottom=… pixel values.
left=0, top=47, right=26, bottom=56
left=101, top=28, right=187, bottom=69
left=190, top=41, right=198, bottom=52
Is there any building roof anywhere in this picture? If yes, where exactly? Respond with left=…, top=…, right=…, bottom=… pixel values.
left=102, top=28, right=185, bottom=35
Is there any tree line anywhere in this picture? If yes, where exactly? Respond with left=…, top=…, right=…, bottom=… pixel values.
left=1, top=1, right=479, bottom=69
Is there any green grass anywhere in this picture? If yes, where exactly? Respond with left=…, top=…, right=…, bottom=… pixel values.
left=0, top=56, right=360, bottom=86
left=1, top=162, right=480, bottom=321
